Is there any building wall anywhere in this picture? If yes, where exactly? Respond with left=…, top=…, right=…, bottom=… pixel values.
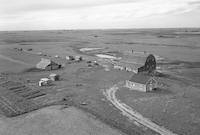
left=45, top=64, right=60, bottom=70
left=146, top=78, right=158, bottom=92
left=125, top=80, right=146, bottom=92
left=51, top=64, right=60, bottom=70
left=45, top=65, right=52, bottom=70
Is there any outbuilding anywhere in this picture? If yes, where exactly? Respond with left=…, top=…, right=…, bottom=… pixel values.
left=39, top=78, right=51, bottom=86
left=36, top=58, right=61, bottom=70
left=66, top=56, right=75, bottom=61
left=125, top=74, right=158, bottom=92
left=75, top=56, right=83, bottom=62
left=49, top=73, right=60, bottom=81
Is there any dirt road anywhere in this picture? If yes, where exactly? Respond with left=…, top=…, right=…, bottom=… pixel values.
left=103, top=83, right=178, bottom=135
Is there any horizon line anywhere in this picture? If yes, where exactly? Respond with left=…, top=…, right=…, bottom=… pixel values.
left=0, top=27, right=200, bottom=32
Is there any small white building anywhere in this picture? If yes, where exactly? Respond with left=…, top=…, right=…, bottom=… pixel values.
left=114, top=65, right=124, bottom=70
left=125, top=67, right=132, bottom=72
left=39, top=78, right=51, bottom=86
left=75, top=56, right=83, bottom=61
left=66, top=56, right=75, bottom=61
left=66, top=56, right=70, bottom=60
left=55, top=55, right=59, bottom=58
left=125, top=74, right=158, bottom=92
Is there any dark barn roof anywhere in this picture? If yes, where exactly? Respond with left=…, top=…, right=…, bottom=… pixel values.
left=129, top=74, right=152, bottom=84
left=138, top=54, right=156, bottom=73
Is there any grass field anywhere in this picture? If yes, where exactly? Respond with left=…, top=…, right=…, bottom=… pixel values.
left=0, top=28, right=200, bottom=135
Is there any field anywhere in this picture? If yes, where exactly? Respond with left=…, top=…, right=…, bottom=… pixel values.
left=0, top=28, right=200, bottom=135
left=0, top=106, right=125, bottom=135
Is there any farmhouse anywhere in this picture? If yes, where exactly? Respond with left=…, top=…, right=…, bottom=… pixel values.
left=36, top=58, right=61, bottom=70
left=125, top=74, right=158, bottom=92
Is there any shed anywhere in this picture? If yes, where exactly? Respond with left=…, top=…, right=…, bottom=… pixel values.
left=39, top=78, right=51, bottom=86
left=49, top=73, right=60, bottom=81
left=36, top=58, right=61, bottom=70
left=125, top=74, right=158, bottom=92
left=75, top=56, right=83, bottom=61
left=66, top=56, right=75, bottom=61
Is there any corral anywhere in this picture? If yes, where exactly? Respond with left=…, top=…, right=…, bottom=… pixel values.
left=0, top=81, right=45, bottom=117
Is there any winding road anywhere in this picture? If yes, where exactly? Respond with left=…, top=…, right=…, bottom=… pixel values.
left=103, top=83, right=178, bottom=135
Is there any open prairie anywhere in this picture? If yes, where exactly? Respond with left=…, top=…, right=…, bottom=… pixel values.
left=0, top=28, right=200, bottom=135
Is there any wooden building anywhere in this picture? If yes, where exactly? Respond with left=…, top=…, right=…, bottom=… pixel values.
left=138, top=54, right=157, bottom=74
left=36, top=58, right=61, bottom=70
left=125, top=74, right=158, bottom=92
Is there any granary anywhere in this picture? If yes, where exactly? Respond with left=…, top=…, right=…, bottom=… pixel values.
left=125, top=74, right=158, bottom=92
left=36, top=58, right=61, bottom=70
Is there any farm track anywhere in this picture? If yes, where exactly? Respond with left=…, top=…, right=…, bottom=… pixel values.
left=103, top=83, right=178, bottom=135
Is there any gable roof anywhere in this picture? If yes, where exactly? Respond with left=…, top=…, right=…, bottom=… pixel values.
left=129, top=74, right=153, bottom=84
left=36, top=58, right=57, bottom=69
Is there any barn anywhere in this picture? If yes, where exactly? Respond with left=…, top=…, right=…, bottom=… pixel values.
left=125, top=74, right=158, bottom=92
left=36, top=58, right=61, bottom=70
left=138, top=54, right=157, bottom=74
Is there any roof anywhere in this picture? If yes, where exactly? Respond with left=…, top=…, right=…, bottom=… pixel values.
left=50, top=73, right=58, bottom=77
left=129, top=74, right=153, bottom=84
left=36, top=58, right=57, bottom=69
left=40, top=78, right=50, bottom=81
